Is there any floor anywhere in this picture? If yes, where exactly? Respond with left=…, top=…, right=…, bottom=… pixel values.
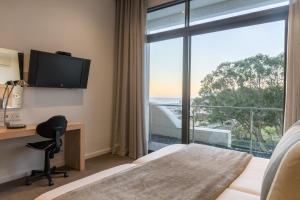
left=0, top=154, right=133, bottom=200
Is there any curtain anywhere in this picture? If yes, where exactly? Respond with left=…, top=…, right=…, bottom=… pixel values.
left=111, top=0, right=147, bottom=159
left=284, top=0, right=300, bottom=131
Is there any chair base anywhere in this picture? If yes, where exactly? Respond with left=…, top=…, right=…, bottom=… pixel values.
left=25, top=166, right=69, bottom=186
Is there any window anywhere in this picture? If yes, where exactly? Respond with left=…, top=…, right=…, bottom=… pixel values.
left=190, top=21, right=286, bottom=157
left=148, top=38, right=183, bottom=151
left=190, top=0, right=289, bottom=25
left=147, top=3, right=185, bottom=34
left=146, top=0, right=288, bottom=157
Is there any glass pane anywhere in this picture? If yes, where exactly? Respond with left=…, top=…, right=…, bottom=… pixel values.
left=148, top=38, right=183, bottom=151
left=147, top=3, right=185, bottom=34
left=190, top=21, right=286, bottom=158
left=190, top=0, right=289, bottom=26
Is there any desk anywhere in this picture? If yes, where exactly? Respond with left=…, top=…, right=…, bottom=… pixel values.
left=0, top=122, right=85, bottom=170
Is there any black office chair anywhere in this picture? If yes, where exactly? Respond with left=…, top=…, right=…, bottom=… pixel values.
left=25, top=115, right=69, bottom=186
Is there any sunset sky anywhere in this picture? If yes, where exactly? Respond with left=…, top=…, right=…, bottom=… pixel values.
left=149, top=20, right=285, bottom=98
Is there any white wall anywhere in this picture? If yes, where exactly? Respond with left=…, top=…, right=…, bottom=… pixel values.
left=0, top=0, right=115, bottom=183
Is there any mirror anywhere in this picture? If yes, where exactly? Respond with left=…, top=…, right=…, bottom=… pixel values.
left=0, top=48, right=24, bottom=109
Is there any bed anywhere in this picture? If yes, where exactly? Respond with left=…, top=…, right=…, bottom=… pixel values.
left=35, top=121, right=300, bottom=200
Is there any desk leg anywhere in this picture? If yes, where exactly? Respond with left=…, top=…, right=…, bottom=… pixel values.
left=64, top=127, right=85, bottom=170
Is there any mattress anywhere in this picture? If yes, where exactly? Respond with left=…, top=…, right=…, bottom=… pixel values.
left=35, top=144, right=269, bottom=200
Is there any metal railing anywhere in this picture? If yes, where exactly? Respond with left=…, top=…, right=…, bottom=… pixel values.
left=149, top=103, right=284, bottom=157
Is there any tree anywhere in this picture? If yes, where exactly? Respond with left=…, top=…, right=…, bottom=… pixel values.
left=192, top=54, right=284, bottom=152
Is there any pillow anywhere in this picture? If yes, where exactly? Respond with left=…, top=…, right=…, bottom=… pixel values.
left=261, top=121, right=300, bottom=200
left=267, top=142, right=300, bottom=200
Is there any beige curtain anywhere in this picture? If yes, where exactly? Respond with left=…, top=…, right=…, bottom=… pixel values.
left=112, top=0, right=147, bottom=159
left=284, top=0, right=300, bottom=131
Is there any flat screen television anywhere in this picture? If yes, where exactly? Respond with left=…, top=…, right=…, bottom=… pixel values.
left=28, top=50, right=90, bottom=88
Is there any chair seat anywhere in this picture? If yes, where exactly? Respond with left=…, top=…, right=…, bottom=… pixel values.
left=27, top=140, right=55, bottom=150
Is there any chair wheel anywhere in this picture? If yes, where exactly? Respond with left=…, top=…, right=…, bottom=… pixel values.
left=48, top=180, right=54, bottom=186
left=25, top=178, right=32, bottom=186
left=64, top=172, right=69, bottom=177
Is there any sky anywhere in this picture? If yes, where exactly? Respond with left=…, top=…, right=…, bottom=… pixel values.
left=149, top=20, right=285, bottom=98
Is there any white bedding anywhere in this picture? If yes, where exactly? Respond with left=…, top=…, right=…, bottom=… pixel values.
left=35, top=144, right=269, bottom=200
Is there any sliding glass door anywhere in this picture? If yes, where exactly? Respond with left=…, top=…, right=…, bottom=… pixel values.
left=148, top=38, right=183, bottom=151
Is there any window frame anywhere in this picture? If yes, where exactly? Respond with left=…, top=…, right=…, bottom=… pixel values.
left=146, top=0, right=289, bottom=145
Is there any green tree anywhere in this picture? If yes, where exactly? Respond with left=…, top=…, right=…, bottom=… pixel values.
left=192, top=54, right=284, bottom=152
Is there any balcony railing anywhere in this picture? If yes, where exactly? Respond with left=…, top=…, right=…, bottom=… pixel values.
left=149, top=103, right=283, bottom=158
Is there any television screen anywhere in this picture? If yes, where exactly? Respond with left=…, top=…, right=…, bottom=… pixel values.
left=28, top=50, right=90, bottom=88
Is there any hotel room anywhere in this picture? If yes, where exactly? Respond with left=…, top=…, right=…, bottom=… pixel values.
left=0, top=0, right=299, bottom=199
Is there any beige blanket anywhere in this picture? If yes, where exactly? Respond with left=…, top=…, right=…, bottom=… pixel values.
left=55, top=144, right=252, bottom=200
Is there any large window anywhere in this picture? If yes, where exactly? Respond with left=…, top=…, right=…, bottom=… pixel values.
left=146, top=0, right=288, bottom=157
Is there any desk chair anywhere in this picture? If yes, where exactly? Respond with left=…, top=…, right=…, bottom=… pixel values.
left=25, top=115, right=69, bottom=186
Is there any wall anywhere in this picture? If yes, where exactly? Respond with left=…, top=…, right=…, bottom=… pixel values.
left=0, top=0, right=116, bottom=183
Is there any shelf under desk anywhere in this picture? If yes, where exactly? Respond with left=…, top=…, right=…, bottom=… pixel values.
left=0, top=122, right=85, bottom=170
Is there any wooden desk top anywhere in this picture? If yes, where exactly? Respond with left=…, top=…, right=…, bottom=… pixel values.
left=0, top=122, right=84, bottom=140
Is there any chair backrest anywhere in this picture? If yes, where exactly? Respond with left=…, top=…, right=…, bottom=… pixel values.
left=261, top=121, right=300, bottom=200
left=36, top=115, right=68, bottom=139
